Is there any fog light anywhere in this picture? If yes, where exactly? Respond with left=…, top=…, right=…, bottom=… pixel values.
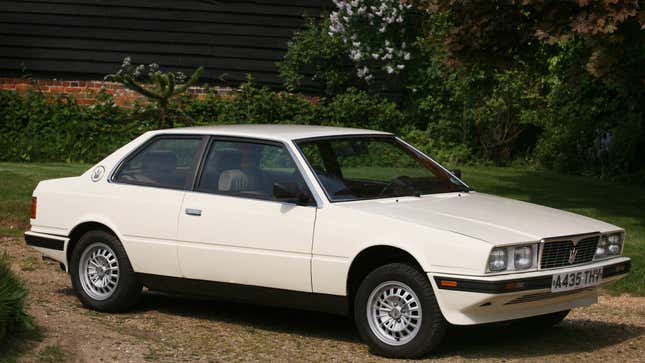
left=488, top=248, right=507, bottom=271
left=514, top=246, right=533, bottom=269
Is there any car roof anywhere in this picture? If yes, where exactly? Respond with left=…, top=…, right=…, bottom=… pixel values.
left=152, top=124, right=391, bottom=142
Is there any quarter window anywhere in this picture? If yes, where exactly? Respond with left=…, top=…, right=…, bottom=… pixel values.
left=115, top=137, right=202, bottom=190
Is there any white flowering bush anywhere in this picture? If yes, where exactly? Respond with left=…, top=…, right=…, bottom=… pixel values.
left=329, top=0, right=416, bottom=82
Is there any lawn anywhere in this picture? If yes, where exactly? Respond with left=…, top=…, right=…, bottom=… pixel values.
left=0, top=162, right=642, bottom=295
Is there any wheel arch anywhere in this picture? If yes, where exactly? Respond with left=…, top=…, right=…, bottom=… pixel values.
left=66, top=221, right=120, bottom=266
left=346, top=245, right=426, bottom=307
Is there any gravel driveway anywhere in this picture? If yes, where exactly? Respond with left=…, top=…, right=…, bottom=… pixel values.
left=3, top=236, right=644, bottom=362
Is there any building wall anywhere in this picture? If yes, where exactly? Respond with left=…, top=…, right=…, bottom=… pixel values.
left=0, top=0, right=332, bottom=91
left=0, top=77, right=231, bottom=106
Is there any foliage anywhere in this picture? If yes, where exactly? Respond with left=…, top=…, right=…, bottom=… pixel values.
left=0, top=80, right=409, bottom=163
left=105, top=57, right=204, bottom=128
left=0, top=89, right=143, bottom=163
left=278, top=17, right=354, bottom=95
left=422, top=0, right=645, bottom=105
left=319, top=88, right=406, bottom=131
left=328, top=1, right=417, bottom=83
left=533, top=41, right=645, bottom=180
left=279, top=2, right=644, bottom=180
left=0, top=254, right=31, bottom=344
left=214, top=78, right=318, bottom=125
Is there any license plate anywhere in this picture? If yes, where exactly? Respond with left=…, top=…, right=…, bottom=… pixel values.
left=551, top=267, right=603, bottom=292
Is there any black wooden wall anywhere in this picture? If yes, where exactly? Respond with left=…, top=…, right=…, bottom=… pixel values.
left=0, top=0, right=332, bottom=89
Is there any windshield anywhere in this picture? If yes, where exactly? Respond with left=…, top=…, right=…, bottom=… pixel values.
left=295, top=136, right=469, bottom=202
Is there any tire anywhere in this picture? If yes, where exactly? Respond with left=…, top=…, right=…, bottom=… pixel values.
left=520, top=309, right=570, bottom=328
left=354, top=263, right=447, bottom=359
left=70, top=230, right=142, bottom=312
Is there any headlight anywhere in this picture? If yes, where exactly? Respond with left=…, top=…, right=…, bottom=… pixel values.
left=514, top=246, right=533, bottom=269
left=595, top=232, right=623, bottom=259
left=488, top=248, right=507, bottom=271
left=487, top=244, right=537, bottom=272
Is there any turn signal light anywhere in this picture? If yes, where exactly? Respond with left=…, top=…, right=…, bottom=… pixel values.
left=440, top=280, right=458, bottom=287
left=31, top=197, right=37, bottom=219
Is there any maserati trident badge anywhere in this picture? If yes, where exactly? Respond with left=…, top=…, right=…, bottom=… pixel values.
left=91, top=165, right=105, bottom=182
left=568, top=247, right=578, bottom=264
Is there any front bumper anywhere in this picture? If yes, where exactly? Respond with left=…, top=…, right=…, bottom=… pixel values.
left=429, top=257, right=631, bottom=325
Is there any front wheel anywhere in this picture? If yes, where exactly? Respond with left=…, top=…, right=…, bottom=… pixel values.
left=70, top=230, right=142, bottom=312
left=354, top=263, right=447, bottom=358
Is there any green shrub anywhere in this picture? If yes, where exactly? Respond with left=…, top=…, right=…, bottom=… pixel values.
left=215, top=78, right=318, bottom=125
left=319, top=88, right=406, bottom=132
left=278, top=16, right=355, bottom=95
left=0, top=89, right=141, bottom=163
left=0, top=255, right=30, bottom=344
left=0, top=82, right=415, bottom=164
left=402, top=127, right=472, bottom=167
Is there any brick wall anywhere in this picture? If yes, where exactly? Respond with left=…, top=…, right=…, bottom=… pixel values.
left=0, top=77, right=232, bottom=107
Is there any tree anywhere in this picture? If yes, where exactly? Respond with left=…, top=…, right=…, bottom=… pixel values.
left=106, top=57, right=204, bottom=128
left=423, top=0, right=644, bottom=104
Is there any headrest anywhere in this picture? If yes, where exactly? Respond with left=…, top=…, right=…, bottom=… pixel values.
left=212, top=148, right=242, bottom=171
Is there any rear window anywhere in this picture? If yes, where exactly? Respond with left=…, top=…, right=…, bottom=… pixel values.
left=115, top=137, right=202, bottom=190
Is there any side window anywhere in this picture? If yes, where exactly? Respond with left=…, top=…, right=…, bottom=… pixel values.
left=197, top=140, right=308, bottom=202
left=115, top=137, right=202, bottom=190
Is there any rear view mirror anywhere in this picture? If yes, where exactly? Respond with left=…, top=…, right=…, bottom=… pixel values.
left=451, top=169, right=462, bottom=179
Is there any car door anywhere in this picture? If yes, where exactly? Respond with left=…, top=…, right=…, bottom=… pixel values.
left=108, top=135, right=206, bottom=277
left=176, top=137, right=317, bottom=292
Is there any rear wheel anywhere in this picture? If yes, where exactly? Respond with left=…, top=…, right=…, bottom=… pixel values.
left=70, top=230, right=141, bottom=312
left=354, top=263, right=446, bottom=358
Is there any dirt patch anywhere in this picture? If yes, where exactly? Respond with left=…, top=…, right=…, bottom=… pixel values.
left=2, top=236, right=644, bottom=362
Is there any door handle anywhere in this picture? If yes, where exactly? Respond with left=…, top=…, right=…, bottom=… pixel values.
left=185, top=208, right=202, bottom=216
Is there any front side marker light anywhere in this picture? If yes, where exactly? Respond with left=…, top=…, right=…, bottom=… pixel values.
left=440, top=280, right=458, bottom=287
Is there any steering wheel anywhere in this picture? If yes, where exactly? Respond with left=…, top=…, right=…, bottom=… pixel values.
left=378, top=176, right=415, bottom=197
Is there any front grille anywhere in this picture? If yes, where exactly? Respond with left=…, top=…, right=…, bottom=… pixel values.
left=540, top=235, right=598, bottom=269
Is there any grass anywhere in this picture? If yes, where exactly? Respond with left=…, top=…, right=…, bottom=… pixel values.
left=0, top=254, right=40, bottom=363
left=0, top=162, right=642, bottom=295
left=0, top=163, right=88, bottom=237
left=36, top=344, right=65, bottom=363
left=461, top=165, right=645, bottom=295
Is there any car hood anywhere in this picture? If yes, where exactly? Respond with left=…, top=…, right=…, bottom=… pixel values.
left=340, top=192, right=618, bottom=245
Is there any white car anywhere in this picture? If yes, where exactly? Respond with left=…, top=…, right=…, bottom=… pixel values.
left=25, top=125, right=630, bottom=358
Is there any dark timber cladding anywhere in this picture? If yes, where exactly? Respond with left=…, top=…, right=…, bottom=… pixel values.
left=0, top=0, right=333, bottom=89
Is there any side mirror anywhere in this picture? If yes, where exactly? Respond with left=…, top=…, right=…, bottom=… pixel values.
left=273, top=182, right=312, bottom=206
left=451, top=169, right=462, bottom=179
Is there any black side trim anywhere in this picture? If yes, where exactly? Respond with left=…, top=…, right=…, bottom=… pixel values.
left=24, top=234, right=64, bottom=251
left=602, top=260, right=631, bottom=278
left=136, top=273, right=349, bottom=316
left=434, top=275, right=551, bottom=294
left=434, top=260, right=631, bottom=294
